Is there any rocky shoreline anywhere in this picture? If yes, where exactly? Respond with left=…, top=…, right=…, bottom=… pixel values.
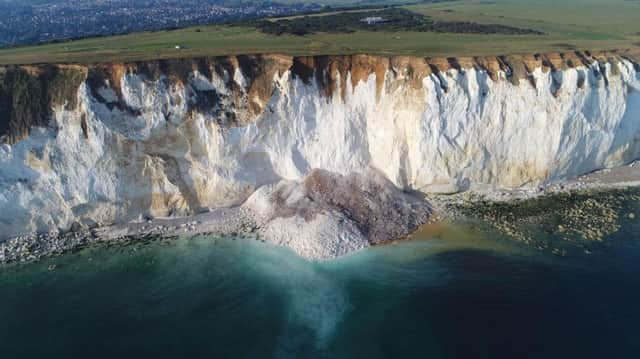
left=2, top=162, right=640, bottom=265
left=0, top=207, right=254, bottom=265
left=1, top=168, right=433, bottom=264
left=429, top=160, right=640, bottom=209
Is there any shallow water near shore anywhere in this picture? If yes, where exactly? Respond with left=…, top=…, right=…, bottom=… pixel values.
left=2, top=197, right=640, bottom=358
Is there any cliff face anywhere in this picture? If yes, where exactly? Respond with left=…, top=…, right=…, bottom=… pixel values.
left=1, top=50, right=639, bottom=238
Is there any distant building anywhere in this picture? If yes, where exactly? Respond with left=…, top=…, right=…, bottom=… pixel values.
left=360, top=17, right=386, bottom=25
left=175, top=45, right=182, bottom=50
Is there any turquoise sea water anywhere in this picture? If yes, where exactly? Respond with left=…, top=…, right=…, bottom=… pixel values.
left=1, top=211, right=640, bottom=358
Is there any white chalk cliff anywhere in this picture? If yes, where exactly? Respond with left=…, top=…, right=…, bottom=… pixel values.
left=0, top=51, right=639, bottom=241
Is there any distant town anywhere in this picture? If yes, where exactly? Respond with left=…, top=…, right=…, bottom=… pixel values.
left=0, top=0, right=322, bottom=48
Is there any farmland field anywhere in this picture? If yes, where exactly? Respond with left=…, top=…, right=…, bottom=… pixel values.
left=0, top=0, right=638, bottom=65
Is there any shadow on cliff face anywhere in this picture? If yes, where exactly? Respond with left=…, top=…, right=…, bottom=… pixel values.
left=0, top=66, right=85, bottom=144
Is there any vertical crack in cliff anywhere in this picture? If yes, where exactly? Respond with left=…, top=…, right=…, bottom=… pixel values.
left=151, top=153, right=203, bottom=214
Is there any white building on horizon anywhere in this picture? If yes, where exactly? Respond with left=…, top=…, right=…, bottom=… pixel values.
left=360, top=17, right=386, bottom=25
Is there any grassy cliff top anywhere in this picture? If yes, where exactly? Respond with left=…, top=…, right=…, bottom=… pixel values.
left=0, top=0, right=638, bottom=65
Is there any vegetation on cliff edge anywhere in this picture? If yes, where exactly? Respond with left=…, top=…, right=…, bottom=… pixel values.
left=0, top=67, right=85, bottom=144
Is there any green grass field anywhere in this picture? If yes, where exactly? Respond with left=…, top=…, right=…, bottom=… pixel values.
left=409, top=0, right=640, bottom=41
left=0, top=0, right=638, bottom=65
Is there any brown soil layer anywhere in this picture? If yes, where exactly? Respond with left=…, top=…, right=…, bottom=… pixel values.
left=1, top=49, right=638, bottom=144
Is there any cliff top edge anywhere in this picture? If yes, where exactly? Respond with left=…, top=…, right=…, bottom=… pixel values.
left=1, top=48, right=639, bottom=74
